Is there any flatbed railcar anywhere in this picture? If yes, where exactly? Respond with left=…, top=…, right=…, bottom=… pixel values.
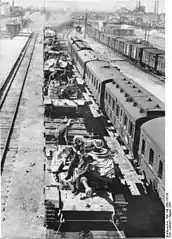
left=43, top=28, right=129, bottom=237
left=86, top=25, right=165, bottom=76
left=68, top=34, right=165, bottom=205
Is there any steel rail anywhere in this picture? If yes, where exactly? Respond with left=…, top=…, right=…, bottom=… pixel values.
left=0, top=33, right=32, bottom=102
left=1, top=33, right=38, bottom=174
left=86, top=35, right=165, bottom=82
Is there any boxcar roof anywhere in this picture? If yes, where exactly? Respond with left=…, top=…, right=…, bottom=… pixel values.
left=87, top=61, right=123, bottom=83
left=141, top=117, right=165, bottom=154
left=158, top=53, right=165, bottom=57
left=78, top=50, right=98, bottom=62
left=6, top=22, right=20, bottom=26
left=143, top=47, right=164, bottom=55
left=131, top=43, right=149, bottom=48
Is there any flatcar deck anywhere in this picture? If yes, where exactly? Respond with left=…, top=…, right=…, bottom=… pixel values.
left=105, top=136, right=142, bottom=196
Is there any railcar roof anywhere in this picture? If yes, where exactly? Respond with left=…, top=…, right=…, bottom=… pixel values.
left=74, top=40, right=92, bottom=50
left=72, top=44, right=81, bottom=52
left=131, top=43, right=150, bottom=48
left=6, top=22, right=20, bottom=26
left=71, top=36, right=83, bottom=42
left=141, top=117, right=165, bottom=154
left=77, top=50, right=98, bottom=62
left=143, top=48, right=164, bottom=55
left=158, top=53, right=165, bottom=57
left=104, top=34, right=139, bottom=43
left=87, top=61, right=123, bottom=83
left=106, top=82, right=144, bottom=120
left=110, top=77, right=165, bottom=111
left=106, top=81, right=164, bottom=120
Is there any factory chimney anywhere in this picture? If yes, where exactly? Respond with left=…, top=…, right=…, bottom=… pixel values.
left=12, top=0, right=14, bottom=8
left=154, top=0, right=159, bottom=21
left=136, top=0, right=141, bottom=12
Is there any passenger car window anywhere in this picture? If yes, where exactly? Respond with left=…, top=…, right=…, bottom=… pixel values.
left=116, top=105, right=119, bottom=117
left=158, top=160, right=163, bottom=179
left=141, top=139, right=145, bottom=155
left=112, top=100, right=115, bottom=110
left=105, top=91, right=108, bottom=99
left=120, top=109, right=123, bottom=121
left=124, top=114, right=128, bottom=126
left=149, top=148, right=154, bottom=166
left=108, top=94, right=111, bottom=105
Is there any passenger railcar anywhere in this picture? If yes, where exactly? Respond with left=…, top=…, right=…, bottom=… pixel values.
left=6, top=22, right=21, bottom=36
left=138, top=117, right=165, bottom=204
left=68, top=36, right=83, bottom=55
left=69, top=36, right=93, bottom=63
left=104, top=77, right=165, bottom=160
left=76, top=50, right=98, bottom=76
left=85, top=61, right=118, bottom=106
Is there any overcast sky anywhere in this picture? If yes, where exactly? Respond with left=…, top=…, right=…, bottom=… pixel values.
left=12, top=0, right=165, bottom=13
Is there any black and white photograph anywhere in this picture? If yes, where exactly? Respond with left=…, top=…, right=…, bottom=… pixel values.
left=0, top=0, right=169, bottom=238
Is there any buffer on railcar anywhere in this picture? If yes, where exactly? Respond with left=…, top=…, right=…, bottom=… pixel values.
left=138, top=117, right=165, bottom=205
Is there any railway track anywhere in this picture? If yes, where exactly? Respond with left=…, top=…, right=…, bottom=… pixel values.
left=0, top=32, right=38, bottom=174
left=108, top=50, right=165, bottom=83
left=92, top=39, right=165, bottom=83
left=67, top=29, right=165, bottom=83
left=0, top=33, right=32, bottom=97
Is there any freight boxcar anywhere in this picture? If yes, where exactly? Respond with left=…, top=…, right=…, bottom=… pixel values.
left=130, top=43, right=149, bottom=62
left=6, top=22, right=21, bottom=36
left=141, top=48, right=164, bottom=72
left=94, top=28, right=101, bottom=41
left=114, top=37, right=124, bottom=52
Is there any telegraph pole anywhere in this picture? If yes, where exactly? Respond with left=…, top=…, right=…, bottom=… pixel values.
left=84, top=9, right=87, bottom=39
left=44, top=0, right=45, bottom=13
left=146, top=22, right=151, bottom=43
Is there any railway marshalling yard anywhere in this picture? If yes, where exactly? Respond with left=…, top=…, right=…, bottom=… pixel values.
left=0, top=14, right=165, bottom=239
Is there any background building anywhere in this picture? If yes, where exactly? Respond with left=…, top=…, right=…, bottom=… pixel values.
left=0, top=1, right=10, bottom=17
